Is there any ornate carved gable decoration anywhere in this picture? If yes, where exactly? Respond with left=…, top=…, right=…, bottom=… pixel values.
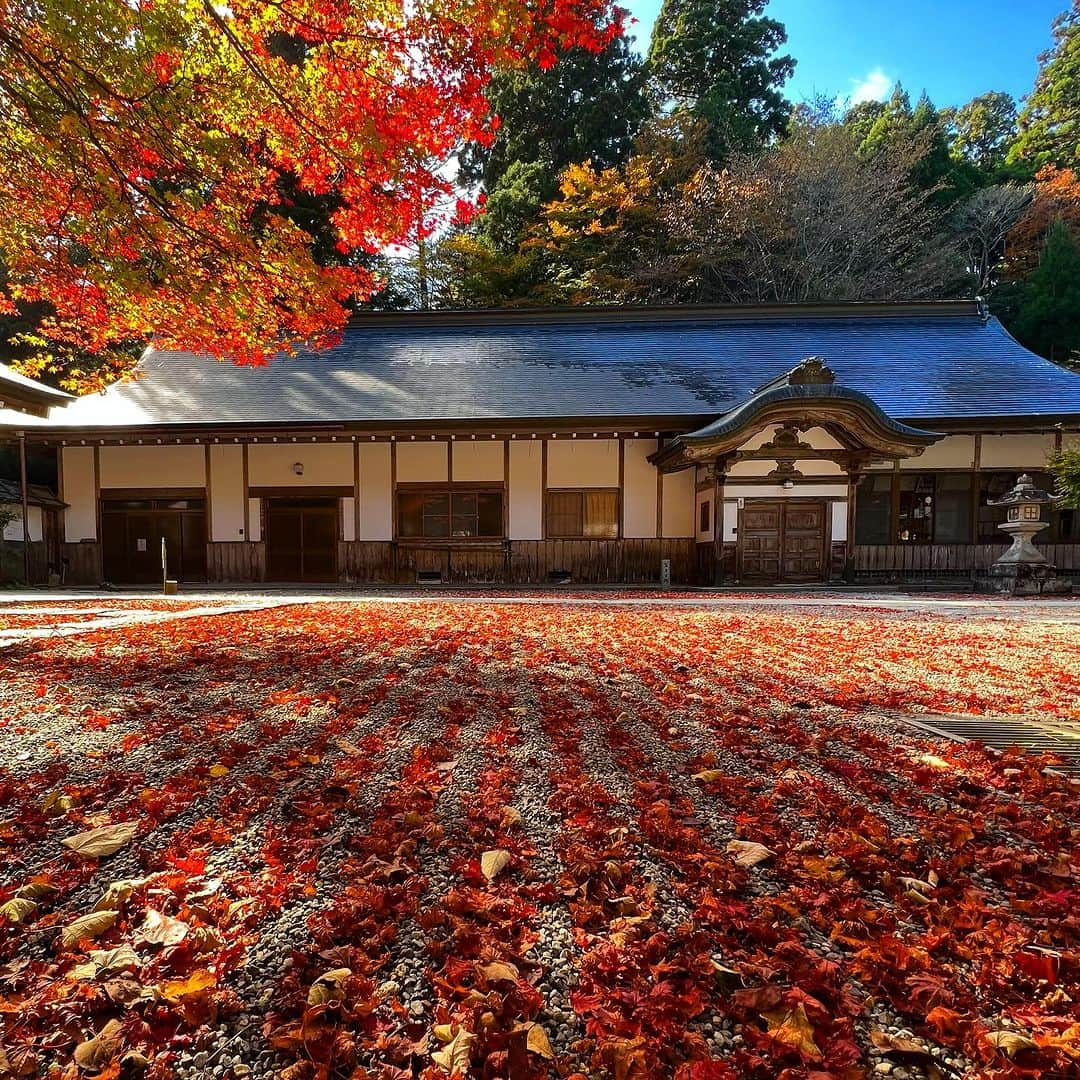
left=649, top=355, right=942, bottom=473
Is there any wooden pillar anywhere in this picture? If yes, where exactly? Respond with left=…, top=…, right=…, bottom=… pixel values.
left=18, top=430, right=30, bottom=585
left=845, top=465, right=860, bottom=583
left=712, top=460, right=726, bottom=586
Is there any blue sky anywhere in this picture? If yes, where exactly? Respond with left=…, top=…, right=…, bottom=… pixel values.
left=623, top=0, right=1064, bottom=109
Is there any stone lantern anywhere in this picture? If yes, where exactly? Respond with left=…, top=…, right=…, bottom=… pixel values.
left=975, top=474, right=1071, bottom=595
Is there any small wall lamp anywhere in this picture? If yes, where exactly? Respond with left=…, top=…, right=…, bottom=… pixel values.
left=293, top=462, right=304, bottom=476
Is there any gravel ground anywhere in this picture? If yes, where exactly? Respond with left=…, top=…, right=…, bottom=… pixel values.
left=0, top=598, right=1077, bottom=1080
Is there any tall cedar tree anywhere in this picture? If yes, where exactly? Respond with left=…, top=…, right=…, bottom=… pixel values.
left=646, top=0, right=794, bottom=161
left=0, top=0, right=618, bottom=392
left=1010, top=1, right=1080, bottom=171
left=1000, top=219, right=1080, bottom=366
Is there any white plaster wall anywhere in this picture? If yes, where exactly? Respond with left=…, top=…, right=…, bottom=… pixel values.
left=832, top=501, right=848, bottom=543
left=979, top=433, right=1057, bottom=470
left=898, top=435, right=976, bottom=470
left=722, top=501, right=738, bottom=542
left=209, top=444, right=245, bottom=541
left=248, top=498, right=262, bottom=543
left=396, top=441, right=448, bottom=483
left=248, top=442, right=352, bottom=487
left=729, top=483, right=847, bottom=499
left=452, top=440, right=504, bottom=482
left=622, top=439, right=658, bottom=538
left=661, top=469, right=695, bottom=537
left=546, top=439, right=619, bottom=488
left=98, top=444, right=205, bottom=489
left=509, top=441, right=543, bottom=540
left=61, top=446, right=97, bottom=542
left=341, top=497, right=356, bottom=542
left=357, top=442, right=392, bottom=541
left=728, top=457, right=844, bottom=478
left=2, top=505, right=42, bottom=542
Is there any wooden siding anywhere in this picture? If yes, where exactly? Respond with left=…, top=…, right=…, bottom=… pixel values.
left=853, top=543, right=1080, bottom=578
left=61, top=542, right=102, bottom=585
left=207, top=542, right=266, bottom=583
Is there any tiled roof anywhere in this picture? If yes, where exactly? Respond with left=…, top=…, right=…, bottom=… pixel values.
left=6, top=303, right=1080, bottom=430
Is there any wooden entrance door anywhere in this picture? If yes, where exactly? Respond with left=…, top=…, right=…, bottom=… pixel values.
left=738, top=500, right=827, bottom=583
left=101, top=499, right=207, bottom=585
left=266, top=498, right=338, bottom=582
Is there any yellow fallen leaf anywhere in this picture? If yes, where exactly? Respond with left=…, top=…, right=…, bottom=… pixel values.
left=135, top=909, right=188, bottom=947
left=62, top=822, right=138, bottom=858
left=986, top=1030, right=1038, bottom=1058
left=208, top=764, right=229, bottom=778
left=94, top=876, right=152, bottom=912
left=307, top=967, right=351, bottom=1006
left=0, top=898, right=37, bottom=924
left=501, top=806, right=523, bottom=827
left=15, top=879, right=57, bottom=901
left=481, top=849, right=512, bottom=881
left=727, top=840, right=773, bottom=868
left=158, top=968, right=216, bottom=1003
left=693, top=770, right=726, bottom=783
left=916, top=753, right=952, bottom=770
left=432, top=1026, right=474, bottom=1075
left=761, top=1003, right=821, bottom=1060
left=85, top=945, right=140, bottom=978
left=525, top=1023, right=554, bottom=1059
left=74, top=1018, right=123, bottom=1072
left=62, top=910, right=118, bottom=950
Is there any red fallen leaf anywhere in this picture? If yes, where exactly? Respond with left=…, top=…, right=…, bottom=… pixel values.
left=732, top=984, right=784, bottom=1012
left=924, top=1006, right=966, bottom=1039
left=1014, top=950, right=1059, bottom=985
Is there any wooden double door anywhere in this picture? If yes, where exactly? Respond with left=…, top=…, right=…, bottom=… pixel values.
left=101, top=498, right=207, bottom=584
left=738, top=499, right=828, bottom=583
left=265, top=497, right=338, bottom=582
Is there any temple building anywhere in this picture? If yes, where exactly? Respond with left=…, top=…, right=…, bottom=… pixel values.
left=2, top=301, right=1078, bottom=587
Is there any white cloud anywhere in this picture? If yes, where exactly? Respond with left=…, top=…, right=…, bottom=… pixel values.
left=846, top=67, right=893, bottom=106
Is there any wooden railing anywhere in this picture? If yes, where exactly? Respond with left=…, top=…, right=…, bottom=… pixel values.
left=852, top=543, right=1080, bottom=577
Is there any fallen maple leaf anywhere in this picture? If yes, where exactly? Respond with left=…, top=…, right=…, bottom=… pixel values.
left=62, top=822, right=138, bottom=858
left=135, top=909, right=188, bottom=948
left=73, top=1018, right=123, bottom=1071
left=478, top=960, right=519, bottom=985
left=481, top=849, right=511, bottom=881
left=307, top=967, right=351, bottom=1006
left=761, top=1003, right=822, bottom=1060
left=61, top=910, right=118, bottom=950
left=985, top=1030, right=1038, bottom=1058
left=158, top=968, right=216, bottom=1003
left=0, top=898, right=37, bottom=924
left=727, top=840, right=773, bottom=867
left=432, top=1026, right=474, bottom=1075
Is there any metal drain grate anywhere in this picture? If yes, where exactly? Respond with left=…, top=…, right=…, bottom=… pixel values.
left=895, top=712, right=1080, bottom=776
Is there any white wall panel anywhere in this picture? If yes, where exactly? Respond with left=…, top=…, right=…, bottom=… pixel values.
left=623, top=439, right=658, bottom=538
left=661, top=469, right=695, bottom=537
left=898, top=435, right=976, bottom=470
left=342, top=497, right=356, bottom=542
left=546, top=439, right=619, bottom=488
left=395, top=441, right=448, bottom=483
left=99, top=444, right=205, bottom=489
left=832, top=500, right=848, bottom=543
left=247, top=498, right=262, bottom=543
left=979, top=433, right=1056, bottom=470
left=509, top=441, right=543, bottom=540
left=61, top=446, right=97, bottom=542
left=2, top=505, right=42, bottom=542
left=358, top=442, right=392, bottom=540
left=248, top=442, right=352, bottom=487
left=452, top=440, right=504, bottom=482
left=209, top=444, right=245, bottom=541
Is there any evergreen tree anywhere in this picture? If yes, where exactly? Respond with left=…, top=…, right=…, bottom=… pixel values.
left=459, top=18, right=649, bottom=251
left=645, top=0, right=794, bottom=161
left=944, top=91, right=1018, bottom=173
left=1010, top=1, right=1080, bottom=170
left=1004, top=219, right=1080, bottom=366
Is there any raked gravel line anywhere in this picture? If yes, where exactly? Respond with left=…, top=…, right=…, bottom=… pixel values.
left=203, top=639, right=479, bottom=1080
left=1, top=633, right=423, bottom=890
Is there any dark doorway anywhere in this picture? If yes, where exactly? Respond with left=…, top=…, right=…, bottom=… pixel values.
left=738, top=499, right=827, bottom=583
left=266, top=497, right=338, bottom=582
left=101, top=497, right=207, bottom=584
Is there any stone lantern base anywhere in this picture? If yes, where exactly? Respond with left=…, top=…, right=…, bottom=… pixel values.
left=974, top=562, right=1073, bottom=596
